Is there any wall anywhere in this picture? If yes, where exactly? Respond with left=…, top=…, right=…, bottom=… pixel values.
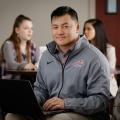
left=0, top=0, right=95, bottom=46
left=96, top=0, right=120, bottom=65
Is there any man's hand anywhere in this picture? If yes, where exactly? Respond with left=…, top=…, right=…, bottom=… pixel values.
left=43, top=97, right=64, bottom=111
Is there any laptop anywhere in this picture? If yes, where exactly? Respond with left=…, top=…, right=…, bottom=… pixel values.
left=0, top=79, right=66, bottom=119
left=0, top=79, right=45, bottom=120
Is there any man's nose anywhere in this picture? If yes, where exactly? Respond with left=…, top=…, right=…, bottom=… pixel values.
left=57, top=27, right=64, bottom=34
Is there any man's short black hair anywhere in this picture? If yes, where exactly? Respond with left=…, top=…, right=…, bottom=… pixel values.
left=51, top=6, right=78, bottom=22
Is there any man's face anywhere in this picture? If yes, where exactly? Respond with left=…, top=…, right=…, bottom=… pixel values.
left=51, top=14, right=79, bottom=48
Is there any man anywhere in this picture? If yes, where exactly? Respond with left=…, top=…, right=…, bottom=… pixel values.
left=34, top=6, right=110, bottom=120
left=5, top=6, right=110, bottom=120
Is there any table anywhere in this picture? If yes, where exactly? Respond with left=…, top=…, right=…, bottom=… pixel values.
left=6, top=69, right=37, bottom=76
left=111, top=69, right=120, bottom=87
left=5, top=69, right=37, bottom=85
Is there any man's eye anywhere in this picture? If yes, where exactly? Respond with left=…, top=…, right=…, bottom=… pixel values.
left=53, top=26, right=58, bottom=29
left=64, top=26, right=69, bottom=28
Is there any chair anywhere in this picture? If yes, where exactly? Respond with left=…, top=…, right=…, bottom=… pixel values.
left=112, top=86, right=120, bottom=120
left=39, top=46, right=47, bottom=61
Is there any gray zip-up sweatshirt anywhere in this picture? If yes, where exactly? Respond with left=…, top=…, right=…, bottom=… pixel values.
left=34, top=36, right=110, bottom=115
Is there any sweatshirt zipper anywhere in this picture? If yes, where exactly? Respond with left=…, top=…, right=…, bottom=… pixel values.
left=47, top=46, right=72, bottom=98
left=57, top=54, right=71, bottom=97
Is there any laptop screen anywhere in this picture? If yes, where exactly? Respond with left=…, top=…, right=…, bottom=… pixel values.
left=0, top=79, right=45, bottom=119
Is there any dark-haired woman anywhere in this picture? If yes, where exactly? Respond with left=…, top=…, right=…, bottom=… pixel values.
left=83, top=19, right=118, bottom=97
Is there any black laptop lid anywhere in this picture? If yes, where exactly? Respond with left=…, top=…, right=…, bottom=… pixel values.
left=0, top=79, right=44, bottom=119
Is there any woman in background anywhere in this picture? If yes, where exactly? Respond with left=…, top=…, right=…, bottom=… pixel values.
left=2, top=15, right=40, bottom=75
left=1, top=14, right=40, bottom=80
left=83, top=18, right=118, bottom=97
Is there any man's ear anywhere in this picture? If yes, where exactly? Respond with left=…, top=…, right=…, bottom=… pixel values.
left=76, top=24, right=80, bottom=33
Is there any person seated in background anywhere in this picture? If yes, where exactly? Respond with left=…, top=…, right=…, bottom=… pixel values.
left=83, top=18, right=118, bottom=97
left=1, top=14, right=40, bottom=79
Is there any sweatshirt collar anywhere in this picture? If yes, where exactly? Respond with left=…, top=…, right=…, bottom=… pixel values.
left=46, top=35, right=89, bottom=55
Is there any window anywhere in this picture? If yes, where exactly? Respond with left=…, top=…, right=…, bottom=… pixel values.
left=106, top=0, right=118, bottom=14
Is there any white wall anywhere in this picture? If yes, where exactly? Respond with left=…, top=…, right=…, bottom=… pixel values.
left=0, top=0, right=95, bottom=46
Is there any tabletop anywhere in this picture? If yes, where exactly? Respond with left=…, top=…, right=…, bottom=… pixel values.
left=6, top=69, right=37, bottom=76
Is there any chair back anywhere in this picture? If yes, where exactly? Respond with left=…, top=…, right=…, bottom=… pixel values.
left=113, top=87, right=120, bottom=120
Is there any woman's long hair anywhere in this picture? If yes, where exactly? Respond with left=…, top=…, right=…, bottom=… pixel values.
left=83, top=19, right=109, bottom=56
left=7, top=15, right=32, bottom=63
